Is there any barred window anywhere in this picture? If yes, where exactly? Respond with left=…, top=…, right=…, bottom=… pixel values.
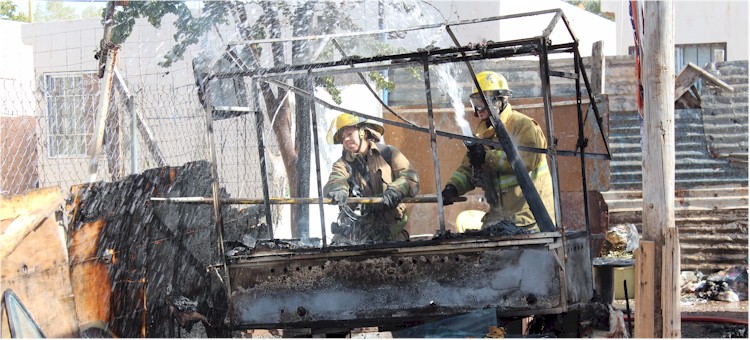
left=44, top=73, right=98, bottom=157
left=675, top=42, right=727, bottom=73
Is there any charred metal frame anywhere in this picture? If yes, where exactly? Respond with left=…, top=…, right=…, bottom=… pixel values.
left=193, top=8, right=612, bottom=331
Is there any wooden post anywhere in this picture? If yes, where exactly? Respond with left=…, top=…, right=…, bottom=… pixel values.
left=640, top=1, right=677, bottom=337
left=663, top=228, right=681, bottom=337
left=590, top=40, right=605, bottom=96
left=634, top=241, right=655, bottom=338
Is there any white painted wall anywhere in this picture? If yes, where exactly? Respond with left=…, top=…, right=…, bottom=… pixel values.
left=491, top=0, right=617, bottom=57
left=0, top=19, right=35, bottom=116
left=352, top=0, right=616, bottom=57
left=600, top=0, right=749, bottom=61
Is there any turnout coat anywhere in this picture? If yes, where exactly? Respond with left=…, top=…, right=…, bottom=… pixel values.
left=324, top=140, right=419, bottom=242
left=447, top=103, right=555, bottom=231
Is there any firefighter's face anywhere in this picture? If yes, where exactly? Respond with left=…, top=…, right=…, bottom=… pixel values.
left=340, top=126, right=363, bottom=153
left=470, top=93, right=505, bottom=120
left=470, top=94, right=491, bottom=120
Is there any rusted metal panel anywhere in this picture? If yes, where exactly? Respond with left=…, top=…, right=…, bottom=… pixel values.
left=563, top=232, right=594, bottom=305
left=228, top=232, right=592, bottom=329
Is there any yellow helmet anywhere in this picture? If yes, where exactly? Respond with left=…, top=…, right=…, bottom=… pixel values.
left=326, top=113, right=385, bottom=144
left=472, top=71, right=511, bottom=96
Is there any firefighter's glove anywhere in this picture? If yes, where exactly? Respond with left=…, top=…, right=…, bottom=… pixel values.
left=329, top=189, right=349, bottom=207
left=441, top=184, right=459, bottom=206
left=467, top=142, right=487, bottom=167
left=381, top=188, right=402, bottom=210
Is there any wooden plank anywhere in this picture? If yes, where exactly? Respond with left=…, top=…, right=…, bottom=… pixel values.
left=662, top=227, right=681, bottom=338
left=0, top=186, right=62, bottom=220
left=635, top=240, right=655, bottom=338
left=0, top=193, right=79, bottom=337
left=590, top=41, right=605, bottom=96
left=674, top=65, right=700, bottom=99
left=675, top=62, right=734, bottom=99
left=0, top=188, right=64, bottom=261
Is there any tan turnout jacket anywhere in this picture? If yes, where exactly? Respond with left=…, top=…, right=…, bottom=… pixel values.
left=324, top=140, right=419, bottom=242
left=447, top=103, right=555, bottom=231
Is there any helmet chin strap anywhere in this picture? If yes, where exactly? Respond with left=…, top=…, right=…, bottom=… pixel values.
left=356, top=127, right=367, bottom=154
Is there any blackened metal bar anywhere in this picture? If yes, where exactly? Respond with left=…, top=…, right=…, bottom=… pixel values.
left=574, top=47, right=592, bottom=235
left=537, top=38, right=563, bottom=230
left=331, top=38, right=417, bottom=127
left=251, top=79, right=274, bottom=235
left=549, top=70, right=579, bottom=79
left=212, top=38, right=544, bottom=79
left=224, top=8, right=561, bottom=47
left=447, top=25, right=555, bottom=233
left=202, top=74, right=233, bottom=327
left=308, top=73, right=328, bottom=248
left=577, top=55, right=613, bottom=159
left=542, top=9, right=563, bottom=38
left=558, top=13, right=580, bottom=47
left=422, top=58, right=446, bottom=233
left=263, top=78, right=610, bottom=160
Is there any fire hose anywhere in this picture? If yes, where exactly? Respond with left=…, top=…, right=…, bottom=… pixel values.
left=151, top=195, right=467, bottom=205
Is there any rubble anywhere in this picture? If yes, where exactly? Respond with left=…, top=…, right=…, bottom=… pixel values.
left=681, top=266, right=748, bottom=302
left=602, top=223, right=639, bottom=258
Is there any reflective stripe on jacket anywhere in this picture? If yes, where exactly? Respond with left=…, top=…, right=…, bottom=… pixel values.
left=324, top=140, right=419, bottom=240
left=447, top=104, right=556, bottom=229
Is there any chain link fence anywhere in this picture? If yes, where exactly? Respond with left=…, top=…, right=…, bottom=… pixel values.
left=0, top=70, right=287, bottom=217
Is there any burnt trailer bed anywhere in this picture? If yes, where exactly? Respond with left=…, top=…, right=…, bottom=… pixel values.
left=178, top=9, right=613, bottom=333
left=227, top=231, right=592, bottom=329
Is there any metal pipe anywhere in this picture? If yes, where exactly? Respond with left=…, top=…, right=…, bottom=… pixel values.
left=577, top=56, right=613, bottom=159
left=542, top=10, right=563, bottom=38
left=574, top=46, right=592, bottom=235
left=225, top=9, right=561, bottom=46
left=331, top=39, right=417, bottom=127
left=150, top=196, right=465, bottom=205
left=201, top=74, right=233, bottom=328
left=254, top=101, right=274, bottom=236
left=308, top=73, right=328, bottom=247
left=421, top=58, right=446, bottom=234
left=212, top=38, right=545, bottom=80
left=538, top=38, right=563, bottom=230
left=128, top=91, right=138, bottom=174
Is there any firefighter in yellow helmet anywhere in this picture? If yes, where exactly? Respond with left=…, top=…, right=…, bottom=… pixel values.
left=441, top=71, right=555, bottom=233
left=324, top=113, right=420, bottom=245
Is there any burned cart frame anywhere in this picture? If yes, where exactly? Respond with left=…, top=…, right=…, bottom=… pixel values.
left=188, top=9, right=611, bottom=331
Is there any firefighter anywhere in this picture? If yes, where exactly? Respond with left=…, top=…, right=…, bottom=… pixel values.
left=324, top=113, right=420, bottom=244
left=441, top=71, right=555, bottom=233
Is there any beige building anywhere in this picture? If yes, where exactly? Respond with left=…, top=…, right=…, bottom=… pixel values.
left=601, top=0, right=749, bottom=69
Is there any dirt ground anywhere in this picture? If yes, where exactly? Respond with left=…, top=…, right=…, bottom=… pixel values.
left=614, top=299, right=748, bottom=338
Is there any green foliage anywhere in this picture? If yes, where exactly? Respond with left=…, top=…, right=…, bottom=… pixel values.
left=368, top=71, right=394, bottom=92
left=34, top=1, right=78, bottom=22
left=564, top=0, right=613, bottom=21
left=80, top=5, right=104, bottom=19
left=107, top=1, right=424, bottom=101
left=0, top=0, right=29, bottom=22
left=109, top=1, right=230, bottom=67
left=318, top=76, right=342, bottom=104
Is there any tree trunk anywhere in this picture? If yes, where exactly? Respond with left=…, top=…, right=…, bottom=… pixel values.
left=290, top=2, right=315, bottom=240
left=230, top=2, right=299, bottom=234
